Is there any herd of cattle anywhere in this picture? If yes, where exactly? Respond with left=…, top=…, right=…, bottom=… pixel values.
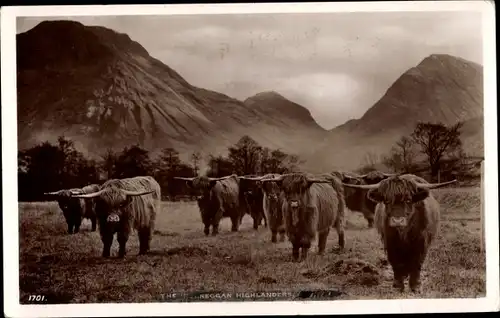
left=43, top=171, right=456, bottom=292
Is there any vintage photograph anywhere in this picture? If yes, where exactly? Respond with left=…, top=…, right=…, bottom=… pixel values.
left=2, top=1, right=498, bottom=316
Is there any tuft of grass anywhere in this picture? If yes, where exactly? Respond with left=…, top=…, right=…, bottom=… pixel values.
left=18, top=187, right=485, bottom=303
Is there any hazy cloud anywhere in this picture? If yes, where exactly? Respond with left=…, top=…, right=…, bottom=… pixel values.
left=17, top=11, right=483, bottom=129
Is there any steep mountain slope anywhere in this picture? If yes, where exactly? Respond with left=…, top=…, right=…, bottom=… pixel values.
left=306, top=54, right=484, bottom=172
left=17, top=20, right=327, bottom=162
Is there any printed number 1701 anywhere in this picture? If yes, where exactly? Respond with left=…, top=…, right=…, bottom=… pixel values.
left=28, top=295, right=46, bottom=302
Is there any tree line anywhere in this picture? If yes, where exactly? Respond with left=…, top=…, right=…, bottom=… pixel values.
left=18, top=135, right=302, bottom=202
left=358, top=121, right=482, bottom=183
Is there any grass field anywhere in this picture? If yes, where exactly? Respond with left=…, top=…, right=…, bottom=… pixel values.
left=18, top=186, right=485, bottom=303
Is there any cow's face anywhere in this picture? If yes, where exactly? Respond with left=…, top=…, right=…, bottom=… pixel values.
left=94, top=187, right=132, bottom=225
left=367, top=179, right=430, bottom=228
left=56, top=195, right=75, bottom=213
left=262, top=182, right=280, bottom=204
left=72, top=186, right=154, bottom=227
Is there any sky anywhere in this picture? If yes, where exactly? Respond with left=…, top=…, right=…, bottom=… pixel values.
left=17, top=11, right=483, bottom=130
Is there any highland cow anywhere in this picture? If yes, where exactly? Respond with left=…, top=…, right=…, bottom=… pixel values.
left=343, top=174, right=456, bottom=292
left=44, top=183, right=100, bottom=234
left=238, top=174, right=268, bottom=230
left=336, top=170, right=396, bottom=228
left=174, top=174, right=246, bottom=236
left=72, top=176, right=160, bottom=258
left=262, top=173, right=346, bottom=261
left=239, top=174, right=285, bottom=242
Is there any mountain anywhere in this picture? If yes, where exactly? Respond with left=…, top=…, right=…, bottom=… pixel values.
left=16, top=20, right=327, bottom=163
left=306, top=54, right=484, bottom=172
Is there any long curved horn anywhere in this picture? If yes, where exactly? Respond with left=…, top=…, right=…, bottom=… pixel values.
left=122, top=189, right=156, bottom=197
left=342, top=182, right=380, bottom=189
left=260, top=174, right=288, bottom=183
left=415, top=179, right=457, bottom=189
left=72, top=189, right=106, bottom=198
left=238, top=176, right=266, bottom=181
left=174, top=177, right=197, bottom=181
left=208, top=174, right=237, bottom=181
left=306, top=177, right=331, bottom=183
left=44, top=190, right=65, bottom=196
left=69, top=189, right=84, bottom=195
left=382, top=172, right=397, bottom=177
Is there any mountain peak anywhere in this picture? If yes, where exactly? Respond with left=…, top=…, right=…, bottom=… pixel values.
left=244, top=91, right=285, bottom=103
left=416, top=53, right=482, bottom=72
left=18, top=20, right=150, bottom=71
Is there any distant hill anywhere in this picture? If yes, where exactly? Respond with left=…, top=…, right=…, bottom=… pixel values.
left=306, top=54, right=484, bottom=172
left=16, top=20, right=327, bottom=165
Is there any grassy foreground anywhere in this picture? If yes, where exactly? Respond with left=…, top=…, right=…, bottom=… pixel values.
left=18, top=187, right=485, bottom=303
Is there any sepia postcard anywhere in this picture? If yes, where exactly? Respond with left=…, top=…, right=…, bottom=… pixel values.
left=2, top=1, right=498, bottom=317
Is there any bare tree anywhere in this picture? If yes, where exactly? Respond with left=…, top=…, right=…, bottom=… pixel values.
left=411, top=121, right=464, bottom=181
left=228, top=135, right=262, bottom=175
left=191, top=151, right=202, bottom=176
left=383, top=136, right=416, bottom=173
left=359, top=150, right=380, bottom=173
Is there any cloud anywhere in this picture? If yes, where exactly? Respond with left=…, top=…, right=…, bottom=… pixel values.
left=17, top=11, right=483, bottom=129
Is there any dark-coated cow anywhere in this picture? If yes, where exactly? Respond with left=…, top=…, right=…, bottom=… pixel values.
left=335, top=170, right=396, bottom=228
left=239, top=174, right=284, bottom=242
left=72, top=176, right=160, bottom=258
left=262, top=172, right=346, bottom=262
left=238, top=174, right=268, bottom=230
left=174, top=174, right=246, bottom=236
left=343, top=174, right=456, bottom=292
left=44, top=183, right=100, bottom=234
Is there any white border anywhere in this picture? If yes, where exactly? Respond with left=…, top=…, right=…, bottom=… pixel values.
left=2, top=2, right=498, bottom=317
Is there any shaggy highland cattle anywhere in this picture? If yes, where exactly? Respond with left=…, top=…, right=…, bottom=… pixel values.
left=174, top=174, right=246, bottom=236
left=72, top=176, right=160, bottom=258
left=336, top=170, right=396, bottom=228
left=44, top=183, right=100, bottom=234
left=239, top=174, right=285, bottom=242
left=343, top=174, right=456, bottom=292
left=238, top=174, right=268, bottom=230
left=262, top=172, right=346, bottom=261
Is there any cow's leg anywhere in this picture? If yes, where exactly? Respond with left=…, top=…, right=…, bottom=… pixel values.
left=409, top=266, right=422, bottom=293
left=262, top=212, right=268, bottom=228
left=367, top=217, right=374, bottom=228
left=409, top=242, right=427, bottom=293
left=292, top=243, right=300, bottom=262
left=253, top=215, right=259, bottom=230
left=138, top=227, right=151, bottom=255
left=279, top=228, right=286, bottom=242
left=101, top=233, right=113, bottom=258
left=335, top=217, right=345, bottom=251
left=66, top=220, right=74, bottom=234
left=117, top=230, right=130, bottom=258
left=91, top=215, right=97, bottom=232
left=230, top=213, right=240, bottom=232
left=271, top=230, right=278, bottom=243
left=74, top=217, right=82, bottom=234
left=301, top=241, right=311, bottom=262
left=318, top=228, right=330, bottom=255
left=203, top=223, right=210, bottom=236
left=391, top=263, right=406, bottom=292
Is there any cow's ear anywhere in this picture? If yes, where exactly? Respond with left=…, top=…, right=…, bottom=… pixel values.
left=184, top=180, right=194, bottom=189
left=367, top=188, right=384, bottom=203
left=412, top=188, right=429, bottom=202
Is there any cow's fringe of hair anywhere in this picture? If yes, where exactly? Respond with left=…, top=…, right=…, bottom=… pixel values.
left=81, top=184, right=100, bottom=194
left=377, top=178, right=420, bottom=203
left=374, top=177, right=439, bottom=249
left=101, top=176, right=161, bottom=230
left=281, top=172, right=345, bottom=226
